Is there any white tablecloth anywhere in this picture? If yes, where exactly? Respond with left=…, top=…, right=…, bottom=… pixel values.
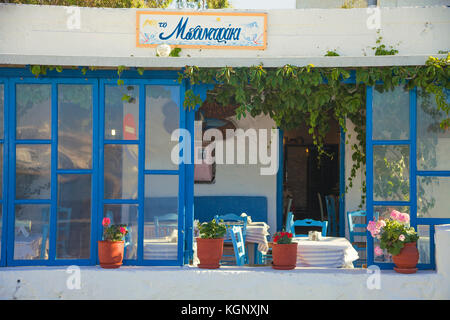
left=294, top=236, right=359, bottom=268
left=245, top=222, right=270, bottom=254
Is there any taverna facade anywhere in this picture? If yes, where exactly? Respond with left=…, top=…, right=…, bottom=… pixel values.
left=0, top=3, right=449, bottom=299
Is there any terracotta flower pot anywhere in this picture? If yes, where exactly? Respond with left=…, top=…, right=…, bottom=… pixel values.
left=196, top=238, right=224, bottom=269
left=392, top=242, right=419, bottom=274
left=272, top=242, right=298, bottom=270
left=98, top=240, right=124, bottom=269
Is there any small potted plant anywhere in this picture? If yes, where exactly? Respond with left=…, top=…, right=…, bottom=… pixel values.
left=271, top=231, right=297, bottom=270
left=98, top=217, right=128, bottom=269
left=196, top=219, right=227, bottom=269
left=367, top=210, right=419, bottom=274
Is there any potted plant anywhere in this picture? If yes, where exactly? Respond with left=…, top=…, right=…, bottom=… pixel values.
left=98, top=217, right=128, bottom=269
left=367, top=210, right=420, bottom=274
left=271, top=231, right=298, bottom=270
left=196, top=219, right=227, bottom=269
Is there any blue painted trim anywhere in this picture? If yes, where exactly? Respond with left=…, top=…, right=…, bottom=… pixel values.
left=339, top=127, right=346, bottom=237
left=276, top=128, right=284, bottom=233
left=371, top=140, right=411, bottom=145
left=410, top=87, right=418, bottom=232
left=0, top=68, right=180, bottom=81
left=0, top=79, right=8, bottom=266
left=137, top=82, right=145, bottom=265
left=416, top=171, right=450, bottom=176
left=365, top=85, right=374, bottom=268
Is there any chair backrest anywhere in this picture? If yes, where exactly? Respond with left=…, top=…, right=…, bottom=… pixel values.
left=346, top=210, right=367, bottom=244
left=154, top=213, right=178, bottom=238
left=40, top=207, right=72, bottom=259
left=214, top=213, right=247, bottom=239
left=291, top=219, right=328, bottom=237
left=325, top=195, right=337, bottom=236
left=285, top=211, right=294, bottom=234
left=317, top=193, right=324, bottom=222
left=230, top=225, right=246, bottom=266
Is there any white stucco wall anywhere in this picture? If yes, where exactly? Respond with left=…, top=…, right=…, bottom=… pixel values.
left=194, top=114, right=278, bottom=231
left=0, top=4, right=449, bottom=67
left=1, top=224, right=449, bottom=300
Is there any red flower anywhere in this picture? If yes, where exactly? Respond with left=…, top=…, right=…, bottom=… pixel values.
left=102, top=217, right=111, bottom=227
left=120, top=227, right=127, bottom=234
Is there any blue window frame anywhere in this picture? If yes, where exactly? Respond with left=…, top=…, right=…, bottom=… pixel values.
left=0, top=68, right=191, bottom=267
left=366, top=85, right=450, bottom=269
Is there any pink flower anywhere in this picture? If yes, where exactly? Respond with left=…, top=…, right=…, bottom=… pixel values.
left=398, top=213, right=410, bottom=224
left=376, top=220, right=386, bottom=229
left=102, top=217, right=111, bottom=227
left=374, top=246, right=384, bottom=256
left=120, top=227, right=127, bottom=234
left=390, top=210, right=401, bottom=220
left=399, top=234, right=405, bottom=241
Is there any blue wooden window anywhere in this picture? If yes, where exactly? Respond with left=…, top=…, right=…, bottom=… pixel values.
left=0, top=68, right=190, bottom=267
left=367, top=85, right=450, bottom=269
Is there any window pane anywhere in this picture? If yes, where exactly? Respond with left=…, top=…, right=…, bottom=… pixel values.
left=144, top=175, right=178, bottom=260
left=417, top=225, right=430, bottom=264
left=373, top=145, right=410, bottom=202
left=417, top=176, right=450, bottom=218
left=14, top=204, right=50, bottom=260
left=372, top=85, right=410, bottom=140
left=0, top=84, right=4, bottom=139
left=104, top=144, right=138, bottom=199
left=58, top=84, right=93, bottom=169
left=104, top=204, right=138, bottom=260
left=57, top=174, right=91, bottom=259
left=417, top=89, right=450, bottom=171
left=105, top=85, right=139, bottom=140
left=16, top=144, right=51, bottom=199
left=145, top=85, right=180, bottom=170
left=16, top=84, right=51, bottom=140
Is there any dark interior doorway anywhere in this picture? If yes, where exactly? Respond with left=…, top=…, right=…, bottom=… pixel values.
left=282, top=120, right=341, bottom=235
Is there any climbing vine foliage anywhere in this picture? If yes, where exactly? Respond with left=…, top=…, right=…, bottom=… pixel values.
left=27, top=54, right=449, bottom=203
left=178, top=54, right=449, bottom=201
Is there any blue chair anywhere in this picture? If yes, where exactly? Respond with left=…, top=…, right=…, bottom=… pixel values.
left=291, top=219, right=328, bottom=238
left=214, top=213, right=248, bottom=265
left=325, top=195, right=337, bottom=236
left=40, top=207, right=72, bottom=259
left=154, top=213, right=178, bottom=238
left=285, top=211, right=294, bottom=234
left=256, top=211, right=295, bottom=265
left=347, top=210, right=367, bottom=267
left=230, top=226, right=246, bottom=266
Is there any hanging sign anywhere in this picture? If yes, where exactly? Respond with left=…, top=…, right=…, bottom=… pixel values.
left=136, top=11, right=267, bottom=50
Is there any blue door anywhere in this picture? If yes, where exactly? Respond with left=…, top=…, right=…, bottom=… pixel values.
left=366, top=85, right=450, bottom=269
left=1, top=71, right=188, bottom=267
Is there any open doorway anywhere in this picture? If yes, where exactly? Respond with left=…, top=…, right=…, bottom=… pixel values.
left=283, top=117, right=341, bottom=236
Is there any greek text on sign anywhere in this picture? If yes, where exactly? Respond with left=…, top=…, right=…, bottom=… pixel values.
left=136, top=11, right=267, bottom=50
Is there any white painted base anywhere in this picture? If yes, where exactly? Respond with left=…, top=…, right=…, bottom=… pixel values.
left=1, top=265, right=449, bottom=300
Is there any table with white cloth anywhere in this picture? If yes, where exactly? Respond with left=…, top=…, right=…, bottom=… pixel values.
left=245, top=222, right=271, bottom=264
left=294, top=236, right=359, bottom=268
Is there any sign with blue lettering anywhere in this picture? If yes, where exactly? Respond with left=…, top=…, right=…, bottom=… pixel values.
left=136, top=11, right=267, bottom=50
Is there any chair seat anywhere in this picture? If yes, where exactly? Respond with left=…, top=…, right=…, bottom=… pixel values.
left=353, top=242, right=367, bottom=248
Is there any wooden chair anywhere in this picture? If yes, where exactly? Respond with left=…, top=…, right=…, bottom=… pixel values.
left=154, top=213, right=178, bottom=238
left=291, top=219, right=328, bottom=238
left=214, top=213, right=249, bottom=265
left=325, top=195, right=337, bottom=236
left=230, top=226, right=246, bottom=266
left=347, top=210, right=367, bottom=267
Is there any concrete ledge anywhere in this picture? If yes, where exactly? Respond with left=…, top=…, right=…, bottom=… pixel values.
left=0, top=54, right=446, bottom=68
left=0, top=265, right=448, bottom=300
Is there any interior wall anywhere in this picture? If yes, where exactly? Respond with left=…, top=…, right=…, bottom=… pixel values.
left=194, top=113, right=278, bottom=233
